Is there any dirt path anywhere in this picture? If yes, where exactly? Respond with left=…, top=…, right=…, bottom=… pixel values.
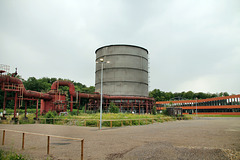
left=0, top=117, right=240, bottom=160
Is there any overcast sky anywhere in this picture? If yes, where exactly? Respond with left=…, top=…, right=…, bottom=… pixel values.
left=1, top=0, right=239, bottom=94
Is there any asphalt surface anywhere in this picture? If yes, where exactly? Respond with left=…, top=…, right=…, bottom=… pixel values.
left=0, top=117, right=239, bottom=160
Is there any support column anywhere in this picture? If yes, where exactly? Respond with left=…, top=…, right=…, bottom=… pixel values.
left=25, top=101, right=27, bottom=118
left=70, top=95, right=73, bottom=112
left=131, top=102, right=133, bottom=113
left=120, top=99, right=122, bottom=113
left=77, top=99, right=81, bottom=115
left=35, top=100, right=39, bottom=120
left=106, top=99, right=109, bottom=112
left=139, top=101, right=140, bottom=115
left=14, top=92, right=17, bottom=119
left=146, top=101, right=149, bottom=114
left=2, top=91, right=7, bottom=119
left=40, top=99, right=45, bottom=115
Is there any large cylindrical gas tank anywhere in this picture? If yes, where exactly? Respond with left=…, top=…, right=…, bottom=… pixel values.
left=95, top=44, right=149, bottom=97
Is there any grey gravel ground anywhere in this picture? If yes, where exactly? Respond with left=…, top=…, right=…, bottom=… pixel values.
left=0, top=117, right=240, bottom=160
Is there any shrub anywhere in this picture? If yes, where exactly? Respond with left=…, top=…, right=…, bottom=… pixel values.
left=86, top=120, right=97, bottom=126
left=112, top=121, right=121, bottom=127
left=69, top=110, right=78, bottom=116
left=152, top=106, right=157, bottom=115
left=44, top=111, right=57, bottom=124
left=102, top=121, right=110, bottom=127
left=0, top=149, right=26, bottom=160
left=109, top=102, right=119, bottom=113
left=162, top=109, right=168, bottom=115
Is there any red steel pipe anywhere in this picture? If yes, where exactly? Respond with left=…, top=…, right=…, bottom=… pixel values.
left=0, top=75, right=52, bottom=100
left=51, top=80, right=154, bottom=101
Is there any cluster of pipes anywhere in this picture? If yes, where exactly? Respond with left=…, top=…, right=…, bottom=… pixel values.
left=0, top=75, right=154, bottom=120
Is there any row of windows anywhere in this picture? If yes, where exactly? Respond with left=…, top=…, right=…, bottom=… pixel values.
left=157, top=101, right=240, bottom=107
left=183, top=108, right=240, bottom=113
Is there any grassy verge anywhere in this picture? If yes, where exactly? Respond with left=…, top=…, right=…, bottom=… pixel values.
left=36, top=113, right=192, bottom=127
left=0, top=109, right=192, bottom=127
left=0, top=109, right=37, bottom=114
left=0, top=149, right=27, bottom=160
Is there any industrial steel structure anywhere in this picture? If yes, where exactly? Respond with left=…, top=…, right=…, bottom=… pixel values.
left=0, top=75, right=154, bottom=119
left=95, top=45, right=149, bottom=97
left=0, top=47, right=154, bottom=121
left=1, top=43, right=239, bottom=119
left=92, top=44, right=153, bottom=114
left=156, top=95, right=240, bottom=115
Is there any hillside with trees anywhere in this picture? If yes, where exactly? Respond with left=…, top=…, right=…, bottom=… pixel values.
left=149, top=89, right=229, bottom=101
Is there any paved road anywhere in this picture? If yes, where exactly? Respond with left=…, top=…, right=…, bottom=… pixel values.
left=0, top=117, right=240, bottom=160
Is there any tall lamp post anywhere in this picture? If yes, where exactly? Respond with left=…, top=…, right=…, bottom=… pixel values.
left=97, top=58, right=110, bottom=130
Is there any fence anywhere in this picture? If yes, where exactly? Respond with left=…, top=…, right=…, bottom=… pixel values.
left=0, top=129, right=84, bottom=160
left=37, top=116, right=191, bottom=128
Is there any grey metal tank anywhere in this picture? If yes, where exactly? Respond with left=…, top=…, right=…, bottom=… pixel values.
left=95, top=44, right=149, bottom=97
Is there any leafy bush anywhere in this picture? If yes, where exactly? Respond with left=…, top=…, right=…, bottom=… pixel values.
left=102, top=121, right=110, bottom=127
left=132, top=120, right=139, bottom=125
left=152, top=106, right=157, bottom=115
left=109, top=102, right=119, bottom=113
left=123, top=120, right=131, bottom=126
left=86, top=120, right=97, bottom=126
left=162, top=109, right=168, bottom=115
left=69, top=110, right=78, bottom=116
left=44, top=111, right=57, bottom=124
left=112, top=121, right=121, bottom=127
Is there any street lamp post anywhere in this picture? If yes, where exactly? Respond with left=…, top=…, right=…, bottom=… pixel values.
left=97, top=58, right=110, bottom=130
left=100, top=59, right=103, bottom=130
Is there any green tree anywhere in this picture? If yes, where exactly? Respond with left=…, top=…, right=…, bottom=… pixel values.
left=152, top=105, right=157, bottom=115
left=219, top=92, right=229, bottom=97
left=183, top=91, right=194, bottom=99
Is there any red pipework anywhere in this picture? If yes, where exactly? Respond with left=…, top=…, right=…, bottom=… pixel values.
left=51, top=80, right=76, bottom=96
left=104, top=95, right=154, bottom=101
left=51, top=80, right=154, bottom=101
left=0, top=75, right=52, bottom=100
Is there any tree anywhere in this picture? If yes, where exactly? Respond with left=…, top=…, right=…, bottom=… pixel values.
left=183, top=91, right=194, bottom=99
left=152, top=106, right=157, bottom=115
left=219, top=92, right=229, bottom=97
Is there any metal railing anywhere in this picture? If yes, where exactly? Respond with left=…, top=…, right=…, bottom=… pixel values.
left=1, top=129, right=84, bottom=160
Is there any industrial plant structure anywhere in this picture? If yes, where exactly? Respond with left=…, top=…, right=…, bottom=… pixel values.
left=0, top=44, right=240, bottom=120
left=95, top=45, right=149, bottom=97
left=0, top=44, right=155, bottom=120
left=91, top=45, right=154, bottom=113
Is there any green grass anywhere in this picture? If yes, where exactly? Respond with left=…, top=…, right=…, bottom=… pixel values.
left=0, top=109, right=192, bottom=127
left=0, top=149, right=27, bottom=160
left=0, top=108, right=37, bottom=114
left=64, top=112, right=170, bottom=120
left=35, top=112, right=181, bottom=127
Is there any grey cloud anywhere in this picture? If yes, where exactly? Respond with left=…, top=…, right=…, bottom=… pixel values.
left=0, top=0, right=239, bottom=94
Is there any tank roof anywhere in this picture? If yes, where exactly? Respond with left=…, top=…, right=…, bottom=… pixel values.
left=95, top=44, right=148, bottom=54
